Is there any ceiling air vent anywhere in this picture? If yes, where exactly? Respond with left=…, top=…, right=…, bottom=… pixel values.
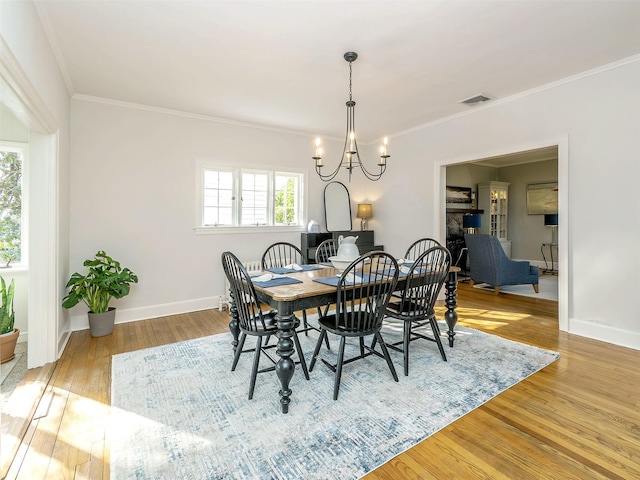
left=458, top=94, right=492, bottom=105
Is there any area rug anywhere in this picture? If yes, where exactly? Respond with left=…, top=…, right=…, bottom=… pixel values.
left=110, top=322, right=559, bottom=479
left=473, top=274, right=558, bottom=301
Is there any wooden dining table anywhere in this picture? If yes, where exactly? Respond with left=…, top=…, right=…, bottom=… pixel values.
left=228, top=263, right=461, bottom=414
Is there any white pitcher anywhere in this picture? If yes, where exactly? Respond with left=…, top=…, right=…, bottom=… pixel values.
left=337, top=235, right=359, bottom=259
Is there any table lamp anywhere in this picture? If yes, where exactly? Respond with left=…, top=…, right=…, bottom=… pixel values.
left=544, top=214, right=558, bottom=244
left=463, top=214, right=481, bottom=234
left=357, top=203, right=372, bottom=231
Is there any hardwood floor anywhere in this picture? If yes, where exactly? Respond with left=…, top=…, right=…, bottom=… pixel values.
left=2, top=284, right=639, bottom=479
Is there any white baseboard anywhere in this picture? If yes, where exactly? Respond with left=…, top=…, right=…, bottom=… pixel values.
left=569, top=317, right=640, bottom=351
left=70, top=296, right=221, bottom=332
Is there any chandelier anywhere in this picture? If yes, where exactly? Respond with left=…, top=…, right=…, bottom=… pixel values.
left=313, top=52, right=390, bottom=182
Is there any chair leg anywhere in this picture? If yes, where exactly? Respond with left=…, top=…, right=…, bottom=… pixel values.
left=231, top=333, right=246, bottom=371
left=359, top=337, right=365, bottom=357
left=494, top=286, right=501, bottom=295
left=333, top=336, right=347, bottom=400
left=431, top=318, right=447, bottom=361
left=309, top=329, right=327, bottom=372
left=375, top=332, right=399, bottom=382
left=403, top=322, right=411, bottom=376
left=301, top=309, right=310, bottom=336
left=303, top=308, right=330, bottom=350
left=533, top=283, right=539, bottom=293
left=292, top=330, right=310, bottom=380
left=323, top=328, right=331, bottom=350
left=248, top=336, right=263, bottom=400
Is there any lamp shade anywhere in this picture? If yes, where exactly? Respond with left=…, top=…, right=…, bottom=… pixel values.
left=463, top=214, right=481, bottom=229
left=544, top=214, right=558, bottom=226
left=357, top=203, right=372, bottom=219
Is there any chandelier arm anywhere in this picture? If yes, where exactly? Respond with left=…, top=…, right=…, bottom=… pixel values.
left=315, top=160, right=342, bottom=181
left=357, top=161, right=387, bottom=181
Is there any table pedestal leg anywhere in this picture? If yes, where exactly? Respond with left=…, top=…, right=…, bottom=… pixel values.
left=228, top=290, right=240, bottom=352
left=444, top=270, right=458, bottom=347
left=275, top=302, right=296, bottom=414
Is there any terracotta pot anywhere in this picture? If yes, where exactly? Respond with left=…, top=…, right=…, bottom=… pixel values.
left=0, top=328, right=20, bottom=364
left=88, top=307, right=116, bottom=337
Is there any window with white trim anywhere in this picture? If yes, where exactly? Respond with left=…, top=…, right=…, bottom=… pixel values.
left=0, top=143, right=26, bottom=267
left=197, top=162, right=305, bottom=229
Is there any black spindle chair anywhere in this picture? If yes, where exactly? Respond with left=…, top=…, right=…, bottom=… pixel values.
left=222, top=251, right=309, bottom=400
left=376, top=246, right=451, bottom=376
left=309, top=251, right=400, bottom=400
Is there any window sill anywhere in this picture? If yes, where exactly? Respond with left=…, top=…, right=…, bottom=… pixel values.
left=194, top=225, right=307, bottom=235
left=0, top=264, right=28, bottom=273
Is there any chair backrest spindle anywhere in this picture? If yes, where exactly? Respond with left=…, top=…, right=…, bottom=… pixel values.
left=404, top=237, right=441, bottom=261
left=262, top=242, right=304, bottom=269
left=315, top=239, right=338, bottom=263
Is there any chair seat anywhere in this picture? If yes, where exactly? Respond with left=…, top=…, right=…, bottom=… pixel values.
left=386, top=299, right=435, bottom=319
left=246, top=311, right=278, bottom=335
left=318, top=313, right=380, bottom=337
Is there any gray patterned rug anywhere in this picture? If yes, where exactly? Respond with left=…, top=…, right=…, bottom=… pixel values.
left=110, top=321, right=559, bottom=479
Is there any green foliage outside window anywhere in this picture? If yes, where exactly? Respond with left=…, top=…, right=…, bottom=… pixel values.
left=274, top=177, right=296, bottom=224
left=0, top=151, right=22, bottom=267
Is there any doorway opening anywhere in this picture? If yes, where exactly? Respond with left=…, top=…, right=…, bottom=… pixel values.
left=437, top=137, right=569, bottom=332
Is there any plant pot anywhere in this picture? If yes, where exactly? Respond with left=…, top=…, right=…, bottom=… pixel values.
left=88, top=307, right=116, bottom=337
left=0, top=328, right=20, bottom=364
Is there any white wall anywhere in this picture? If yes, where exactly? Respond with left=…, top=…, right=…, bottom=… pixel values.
left=499, top=159, right=559, bottom=262
left=68, top=99, right=337, bottom=328
left=366, top=58, right=640, bottom=349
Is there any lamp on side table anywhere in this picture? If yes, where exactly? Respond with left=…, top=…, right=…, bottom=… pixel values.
left=357, top=203, right=372, bottom=231
left=463, top=213, right=481, bottom=234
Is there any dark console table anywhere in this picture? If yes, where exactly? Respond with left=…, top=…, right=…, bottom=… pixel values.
left=301, top=231, right=383, bottom=264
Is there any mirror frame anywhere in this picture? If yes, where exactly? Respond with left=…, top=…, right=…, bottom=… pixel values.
left=324, top=181, right=352, bottom=232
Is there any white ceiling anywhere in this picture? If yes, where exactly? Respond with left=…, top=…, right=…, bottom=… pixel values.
left=36, top=0, right=640, bottom=142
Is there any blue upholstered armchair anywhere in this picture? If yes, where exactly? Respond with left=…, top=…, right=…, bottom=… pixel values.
left=464, top=234, right=539, bottom=294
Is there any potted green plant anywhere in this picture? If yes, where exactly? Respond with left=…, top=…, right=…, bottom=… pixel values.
left=62, top=251, right=138, bottom=337
left=0, top=275, right=19, bottom=363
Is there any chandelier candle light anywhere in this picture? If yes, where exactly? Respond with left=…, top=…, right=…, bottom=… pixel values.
left=313, top=52, right=390, bottom=182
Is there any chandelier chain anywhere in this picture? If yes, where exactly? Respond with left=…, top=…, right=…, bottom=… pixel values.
left=349, top=61, right=353, bottom=102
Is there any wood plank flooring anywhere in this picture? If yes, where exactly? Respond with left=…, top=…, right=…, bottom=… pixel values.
left=3, top=283, right=639, bottom=479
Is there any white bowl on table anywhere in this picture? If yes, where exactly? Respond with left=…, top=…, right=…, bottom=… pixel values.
left=329, top=256, right=357, bottom=272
